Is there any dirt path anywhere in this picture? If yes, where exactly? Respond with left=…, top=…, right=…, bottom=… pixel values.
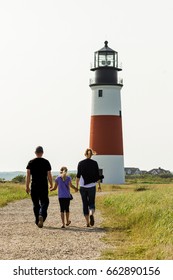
left=0, top=192, right=107, bottom=260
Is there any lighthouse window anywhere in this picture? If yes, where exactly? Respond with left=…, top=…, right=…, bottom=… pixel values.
left=98, top=90, right=103, bottom=97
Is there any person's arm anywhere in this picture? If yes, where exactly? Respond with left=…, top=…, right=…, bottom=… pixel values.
left=97, top=180, right=101, bottom=192
left=48, top=170, right=53, bottom=189
left=76, top=162, right=81, bottom=190
left=50, top=181, right=58, bottom=191
left=26, top=169, right=31, bottom=194
left=96, top=162, right=100, bottom=181
left=69, top=180, right=78, bottom=192
left=95, top=162, right=101, bottom=191
left=76, top=177, right=80, bottom=190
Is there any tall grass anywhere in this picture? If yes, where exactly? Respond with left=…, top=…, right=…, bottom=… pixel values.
left=0, top=183, right=28, bottom=207
left=125, top=174, right=173, bottom=184
left=2, top=181, right=173, bottom=259
left=97, top=184, right=173, bottom=260
left=0, top=182, right=73, bottom=207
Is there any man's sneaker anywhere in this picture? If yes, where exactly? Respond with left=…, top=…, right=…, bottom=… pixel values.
left=90, top=214, right=94, bottom=226
left=38, top=216, right=43, bottom=228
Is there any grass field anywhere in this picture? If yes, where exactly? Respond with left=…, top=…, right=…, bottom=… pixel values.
left=0, top=182, right=58, bottom=207
left=97, top=183, right=173, bottom=260
left=1, top=179, right=173, bottom=260
left=0, top=182, right=28, bottom=207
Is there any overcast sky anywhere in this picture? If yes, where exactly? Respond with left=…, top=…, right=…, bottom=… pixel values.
left=0, top=0, right=173, bottom=172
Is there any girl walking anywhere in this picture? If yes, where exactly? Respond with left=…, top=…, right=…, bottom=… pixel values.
left=50, top=167, right=78, bottom=228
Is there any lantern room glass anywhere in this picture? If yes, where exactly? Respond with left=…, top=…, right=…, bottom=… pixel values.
left=95, top=51, right=118, bottom=68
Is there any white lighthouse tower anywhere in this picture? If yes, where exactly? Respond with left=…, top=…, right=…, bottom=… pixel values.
left=89, top=41, right=125, bottom=184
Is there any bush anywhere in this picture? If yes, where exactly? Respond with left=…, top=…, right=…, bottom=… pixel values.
left=159, top=174, right=173, bottom=178
left=69, top=173, right=77, bottom=180
left=12, top=175, right=26, bottom=184
left=0, top=178, right=6, bottom=183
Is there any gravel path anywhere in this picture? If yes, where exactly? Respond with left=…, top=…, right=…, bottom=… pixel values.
left=0, top=192, right=107, bottom=260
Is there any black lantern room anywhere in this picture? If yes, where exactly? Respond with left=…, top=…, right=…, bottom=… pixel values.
left=90, top=41, right=122, bottom=86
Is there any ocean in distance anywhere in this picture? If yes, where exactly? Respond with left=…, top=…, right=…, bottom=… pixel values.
left=0, top=171, right=77, bottom=181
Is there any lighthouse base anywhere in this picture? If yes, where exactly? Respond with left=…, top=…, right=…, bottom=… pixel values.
left=92, top=155, right=125, bottom=184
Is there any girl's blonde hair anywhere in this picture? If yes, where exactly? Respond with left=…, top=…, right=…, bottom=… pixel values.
left=60, top=166, right=68, bottom=178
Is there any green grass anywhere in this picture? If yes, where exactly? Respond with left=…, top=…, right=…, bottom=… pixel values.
left=0, top=182, right=28, bottom=207
left=97, top=184, right=173, bottom=260
left=0, top=182, right=75, bottom=207
left=125, top=175, right=173, bottom=184
left=2, top=179, right=173, bottom=260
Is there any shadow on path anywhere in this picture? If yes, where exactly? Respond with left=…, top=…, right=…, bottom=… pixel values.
left=43, top=225, right=106, bottom=233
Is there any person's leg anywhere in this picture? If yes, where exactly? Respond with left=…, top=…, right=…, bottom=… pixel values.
left=84, top=214, right=90, bottom=226
left=39, top=189, right=49, bottom=223
left=65, top=199, right=71, bottom=226
left=59, top=198, right=65, bottom=228
left=80, top=187, right=90, bottom=226
left=88, top=186, right=96, bottom=226
left=30, top=189, right=40, bottom=225
left=61, top=212, right=65, bottom=227
left=88, top=186, right=96, bottom=212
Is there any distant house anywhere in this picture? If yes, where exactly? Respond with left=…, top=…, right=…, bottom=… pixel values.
left=140, top=170, right=148, bottom=175
left=124, top=167, right=172, bottom=176
left=125, top=168, right=141, bottom=175
left=148, top=167, right=171, bottom=175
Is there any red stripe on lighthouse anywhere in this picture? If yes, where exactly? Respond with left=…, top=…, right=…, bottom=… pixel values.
left=90, top=115, right=123, bottom=155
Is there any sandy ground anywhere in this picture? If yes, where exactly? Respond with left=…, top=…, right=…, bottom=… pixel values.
left=0, top=192, right=107, bottom=260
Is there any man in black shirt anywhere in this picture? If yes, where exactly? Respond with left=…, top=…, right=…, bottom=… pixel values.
left=26, top=146, right=53, bottom=228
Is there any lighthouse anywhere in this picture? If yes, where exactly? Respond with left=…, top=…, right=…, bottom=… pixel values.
left=89, top=41, right=125, bottom=184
